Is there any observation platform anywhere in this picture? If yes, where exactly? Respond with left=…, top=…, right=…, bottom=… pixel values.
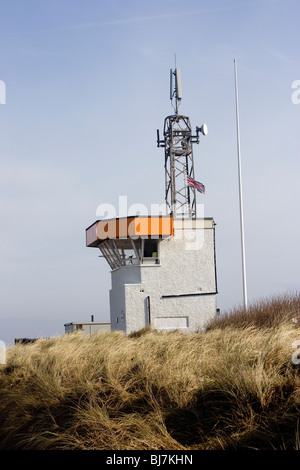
left=86, top=216, right=174, bottom=247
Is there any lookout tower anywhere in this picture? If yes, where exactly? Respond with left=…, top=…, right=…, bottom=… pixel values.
left=86, top=69, right=218, bottom=334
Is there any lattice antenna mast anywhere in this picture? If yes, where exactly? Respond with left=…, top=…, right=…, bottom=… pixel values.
left=157, top=69, right=207, bottom=218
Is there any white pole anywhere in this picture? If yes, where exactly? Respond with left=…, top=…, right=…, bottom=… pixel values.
left=234, top=58, right=248, bottom=310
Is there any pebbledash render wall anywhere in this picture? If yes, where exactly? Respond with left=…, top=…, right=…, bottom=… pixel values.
left=109, top=218, right=217, bottom=334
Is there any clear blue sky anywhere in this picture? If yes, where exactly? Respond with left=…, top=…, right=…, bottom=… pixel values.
left=0, top=0, right=299, bottom=345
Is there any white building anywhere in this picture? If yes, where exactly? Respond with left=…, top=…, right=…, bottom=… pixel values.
left=86, top=215, right=217, bottom=334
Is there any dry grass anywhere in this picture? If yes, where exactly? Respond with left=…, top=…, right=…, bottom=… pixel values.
left=0, top=293, right=300, bottom=450
left=205, top=292, right=300, bottom=330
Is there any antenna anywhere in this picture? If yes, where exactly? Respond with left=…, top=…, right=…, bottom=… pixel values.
left=176, top=69, right=182, bottom=100
left=158, top=68, right=208, bottom=218
left=170, top=68, right=182, bottom=114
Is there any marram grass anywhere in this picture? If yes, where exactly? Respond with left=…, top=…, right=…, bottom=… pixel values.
left=0, top=293, right=300, bottom=450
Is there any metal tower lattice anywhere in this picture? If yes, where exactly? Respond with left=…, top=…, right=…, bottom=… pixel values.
left=157, top=69, right=207, bottom=219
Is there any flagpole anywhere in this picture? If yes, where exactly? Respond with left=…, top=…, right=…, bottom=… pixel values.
left=234, top=58, right=248, bottom=310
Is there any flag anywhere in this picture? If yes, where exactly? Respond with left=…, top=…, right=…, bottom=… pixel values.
left=186, top=175, right=205, bottom=194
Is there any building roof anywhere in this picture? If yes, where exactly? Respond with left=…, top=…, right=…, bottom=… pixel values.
left=86, top=216, right=174, bottom=247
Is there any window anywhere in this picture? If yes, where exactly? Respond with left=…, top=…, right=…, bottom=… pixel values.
left=142, top=239, right=159, bottom=264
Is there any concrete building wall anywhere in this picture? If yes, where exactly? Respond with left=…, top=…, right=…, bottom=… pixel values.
left=125, top=283, right=149, bottom=333
left=109, top=219, right=217, bottom=334
left=110, top=265, right=141, bottom=332
left=142, top=220, right=216, bottom=295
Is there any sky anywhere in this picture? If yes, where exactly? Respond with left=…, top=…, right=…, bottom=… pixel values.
left=0, top=0, right=299, bottom=346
